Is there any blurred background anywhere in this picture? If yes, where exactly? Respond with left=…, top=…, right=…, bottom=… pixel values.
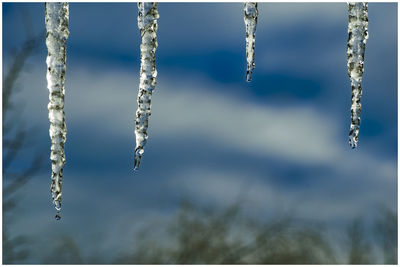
left=2, top=2, right=397, bottom=264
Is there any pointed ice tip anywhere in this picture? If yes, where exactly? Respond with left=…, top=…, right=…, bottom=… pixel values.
left=246, top=71, right=252, bottom=82
left=349, top=137, right=358, bottom=149
left=134, top=157, right=141, bottom=171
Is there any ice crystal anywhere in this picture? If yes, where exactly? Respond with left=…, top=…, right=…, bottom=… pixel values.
left=347, top=2, right=368, bottom=149
left=244, top=2, right=258, bottom=82
left=134, top=2, right=159, bottom=170
left=45, top=2, right=69, bottom=219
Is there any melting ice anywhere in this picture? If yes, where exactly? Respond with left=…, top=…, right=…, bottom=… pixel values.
left=244, top=2, right=258, bottom=82
left=45, top=2, right=69, bottom=219
left=347, top=2, right=368, bottom=149
left=134, top=2, right=159, bottom=170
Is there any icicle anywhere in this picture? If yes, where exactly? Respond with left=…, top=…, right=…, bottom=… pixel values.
left=45, top=2, right=69, bottom=219
left=244, top=2, right=258, bottom=82
left=134, top=3, right=159, bottom=170
left=347, top=2, right=368, bottom=149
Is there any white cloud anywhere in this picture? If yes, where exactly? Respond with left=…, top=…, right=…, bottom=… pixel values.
left=151, top=81, right=342, bottom=165
left=17, top=64, right=344, bottom=165
left=169, top=155, right=396, bottom=223
left=16, top=64, right=396, bottom=176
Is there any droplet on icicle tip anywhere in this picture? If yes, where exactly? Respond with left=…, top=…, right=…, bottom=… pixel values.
left=45, top=2, right=69, bottom=217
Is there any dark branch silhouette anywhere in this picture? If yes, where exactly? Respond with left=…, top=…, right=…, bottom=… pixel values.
left=2, top=14, right=45, bottom=263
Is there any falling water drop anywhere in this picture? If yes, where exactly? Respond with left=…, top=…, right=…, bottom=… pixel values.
left=45, top=2, right=69, bottom=217
left=244, top=2, right=258, bottom=82
left=134, top=2, right=159, bottom=170
left=347, top=2, right=368, bottom=149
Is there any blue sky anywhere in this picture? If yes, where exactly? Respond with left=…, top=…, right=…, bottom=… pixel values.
left=3, top=2, right=397, bottom=263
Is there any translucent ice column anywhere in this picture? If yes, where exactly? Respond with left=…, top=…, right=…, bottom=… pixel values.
left=134, top=3, right=159, bottom=170
left=244, top=2, right=258, bottom=82
left=347, top=2, right=368, bottom=148
left=45, top=2, right=69, bottom=219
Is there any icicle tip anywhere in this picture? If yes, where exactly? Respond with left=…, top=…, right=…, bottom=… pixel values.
left=133, top=155, right=141, bottom=171
left=349, top=136, right=358, bottom=149
left=246, top=71, right=252, bottom=82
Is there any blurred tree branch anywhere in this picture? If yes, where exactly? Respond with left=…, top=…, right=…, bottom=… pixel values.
left=2, top=10, right=45, bottom=263
left=347, top=218, right=371, bottom=264
left=374, top=207, right=397, bottom=264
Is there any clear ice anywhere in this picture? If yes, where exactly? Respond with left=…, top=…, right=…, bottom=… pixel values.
left=134, top=2, right=159, bottom=170
left=45, top=2, right=69, bottom=219
left=244, top=2, right=258, bottom=82
left=347, top=2, right=368, bottom=149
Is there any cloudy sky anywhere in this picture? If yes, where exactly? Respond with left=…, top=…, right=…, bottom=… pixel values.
left=3, top=2, right=397, bottom=263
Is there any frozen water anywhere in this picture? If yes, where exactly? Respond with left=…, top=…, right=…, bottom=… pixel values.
left=45, top=2, right=69, bottom=217
left=347, top=2, right=368, bottom=148
left=244, top=2, right=258, bottom=82
left=134, top=2, right=159, bottom=170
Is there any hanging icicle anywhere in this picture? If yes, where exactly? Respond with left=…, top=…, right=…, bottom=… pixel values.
left=347, top=2, right=368, bottom=149
left=45, top=2, right=69, bottom=220
left=134, top=2, right=159, bottom=170
left=244, top=2, right=258, bottom=82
